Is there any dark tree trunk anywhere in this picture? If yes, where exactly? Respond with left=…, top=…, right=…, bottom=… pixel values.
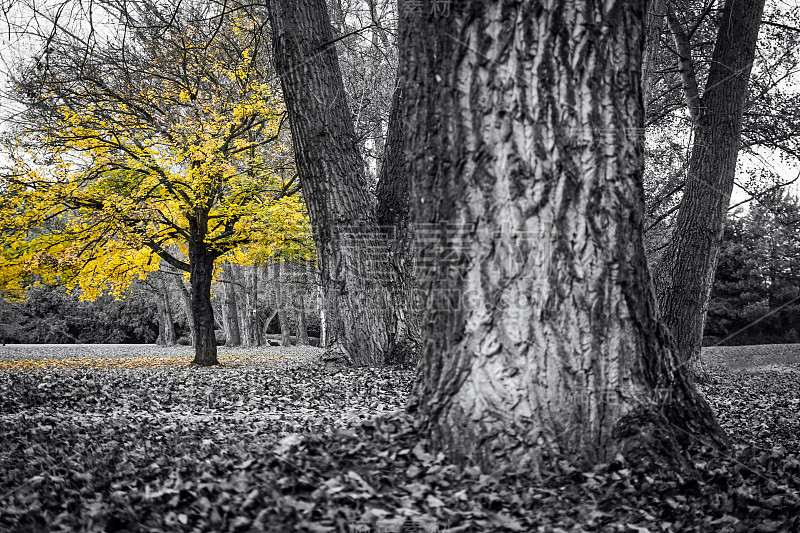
left=189, top=245, right=219, bottom=366
left=656, top=0, right=766, bottom=378
left=221, top=263, right=242, bottom=347
left=268, top=0, right=404, bottom=366
left=375, top=84, right=420, bottom=366
left=402, top=0, right=724, bottom=471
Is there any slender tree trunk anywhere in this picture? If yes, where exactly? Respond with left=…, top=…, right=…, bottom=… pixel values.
left=221, top=263, right=242, bottom=347
left=188, top=244, right=219, bottom=366
left=273, top=260, right=292, bottom=346
left=656, top=0, right=766, bottom=378
left=155, top=289, right=167, bottom=345
left=262, top=309, right=279, bottom=340
left=155, top=295, right=167, bottom=345
left=238, top=264, right=260, bottom=347
left=170, top=272, right=195, bottom=344
left=403, top=0, right=724, bottom=471
left=234, top=265, right=252, bottom=346
left=642, top=0, right=667, bottom=110
left=268, top=0, right=404, bottom=366
left=297, top=292, right=309, bottom=346
left=253, top=265, right=264, bottom=346
left=155, top=275, right=177, bottom=346
left=317, top=280, right=326, bottom=349
left=367, top=0, right=391, bottom=174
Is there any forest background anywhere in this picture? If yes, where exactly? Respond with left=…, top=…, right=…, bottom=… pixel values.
left=0, top=0, right=798, bottom=351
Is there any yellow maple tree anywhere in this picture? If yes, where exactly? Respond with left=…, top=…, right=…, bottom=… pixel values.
left=0, top=4, right=312, bottom=365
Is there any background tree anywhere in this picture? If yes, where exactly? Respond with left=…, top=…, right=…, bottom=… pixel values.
left=328, top=0, right=398, bottom=183
left=214, top=194, right=316, bottom=348
left=643, top=0, right=667, bottom=108
left=147, top=271, right=179, bottom=346
left=217, top=262, right=243, bottom=347
left=639, top=0, right=800, bottom=371
left=403, top=0, right=723, bottom=469
left=643, top=0, right=800, bottom=265
left=328, top=0, right=420, bottom=364
left=654, top=0, right=767, bottom=378
left=1, top=0, right=297, bottom=365
left=267, top=0, right=415, bottom=366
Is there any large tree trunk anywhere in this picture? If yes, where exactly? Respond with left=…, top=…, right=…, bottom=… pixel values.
left=403, top=0, right=724, bottom=470
left=221, top=263, right=242, bottom=347
left=268, top=0, right=404, bottom=366
left=656, top=0, right=766, bottom=378
left=252, top=266, right=264, bottom=346
left=188, top=244, right=219, bottom=366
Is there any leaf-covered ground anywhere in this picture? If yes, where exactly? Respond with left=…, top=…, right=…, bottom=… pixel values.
left=1, top=344, right=799, bottom=532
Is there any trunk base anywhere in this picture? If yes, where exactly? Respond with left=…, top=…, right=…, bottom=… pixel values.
left=321, top=343, right=353, bottom=366
left=191, top=360, right=221, bottom=367
left=614, top=407, right=694, bottom=473
left=385, top=337, right=421, bottom=368
left=687, top=357, right=711, bottom=384
left=191, top=353, right=221, bottom=367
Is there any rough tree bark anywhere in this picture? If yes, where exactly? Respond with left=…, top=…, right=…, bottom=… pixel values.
left=642, top=0, right=667, bottom=109
left=156, top=245, right=219, bottom=365
left=375, top=84, right=421, bottom=366
left=187, top=243, right=219, bottom=366
left=403, top=0, right=724, bottom=470
left=268, top=0, right=406, bottom=366
left=656, top=0, right=766, bottom=378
